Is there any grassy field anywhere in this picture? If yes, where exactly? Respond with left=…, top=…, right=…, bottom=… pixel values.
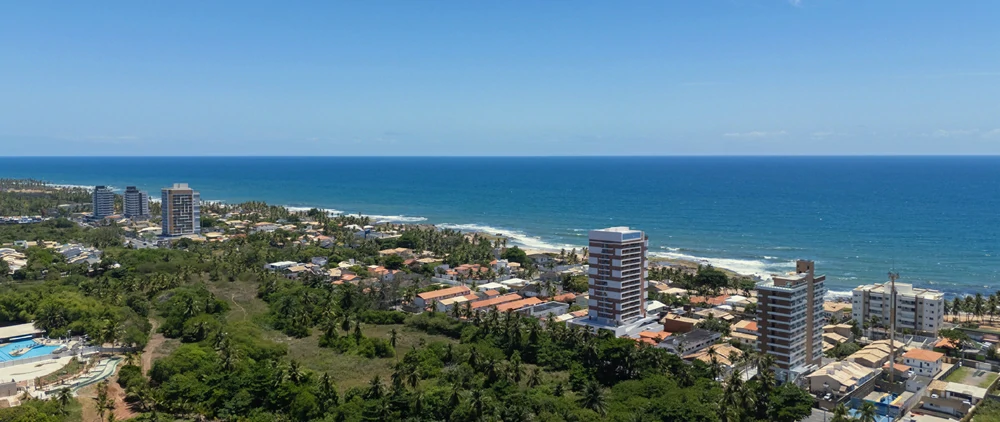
left=944, top=366, right=973, bottom=382
left=266, top=324, right=460, bottom=391
left=204, top=280, right=467, bottom=391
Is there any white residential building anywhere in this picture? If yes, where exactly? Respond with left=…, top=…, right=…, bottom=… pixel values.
left=92, top=186, right=115, bottom=218
left=851, top=282, right=945, bottom=335
left=902, top=349, right=944, bottom=377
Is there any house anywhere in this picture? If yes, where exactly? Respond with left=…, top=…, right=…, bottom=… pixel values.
left=316, top=236, right=335, bottom=248
left=470, top=293, right=523, bottom=311
left=823, top=302, right=852, bottom=322
left=688, top=294, right=730, bottom=307
left=414, top=285, right=472, bottom=309
left=692, top=308, right=735, bottom=322
left=731, top=320, right=759, bottom=346
left=658, top=329, right=721, bottom=355
left=684, top=343, right=744, bottom=375
left=805, top=361, right=879, bottom=400
left=265, top=261, right=298, bottom=271
left=645, top=300, right=667, bottom=315
left=902, top=349, right=944, bottom=377
left=495, top=297, right=544, bottom=313
left=476, top=282, right=506, bottom=292
left=653, top=285, right=689, bottom=297
left=920, top=380, right=987, bottom=419
left=311, top=257, right=329, bottom=267
left=823, top=324, right=855, bottom=342
left=846, top=340, right=906, bottom=369
left=435, top=294, right=479, bottom=313
left=552, top=292, right=576, bottom=303
left=253, top=222, right=279, bottom=233
left=528, top=253, right=553, bottom=265
left=661, top=314, right=699, bottom=334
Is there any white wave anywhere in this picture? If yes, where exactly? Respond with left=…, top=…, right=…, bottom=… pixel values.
left=660, top=246, right=681, bottom=252
left=825, top=289, right=854, bottom=300
left=284, top=206, right=346, bottom=215
left=367, top=215, right=428, bottom=223
left=762, top=255, right=778, bottom=260
left=48, top=183, right=109, bottom=192
left=436, top=223, right=582, bottom=252
left=650, top=250, right=795, bottom=279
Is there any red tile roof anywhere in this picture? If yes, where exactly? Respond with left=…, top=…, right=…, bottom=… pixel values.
left=471, top=293, right=522, bottom=309
left=903, top=349, right=944, bottom=362
left=495, top=297, right=543, bottom=312
left=417, top=285, right=472, bottom=301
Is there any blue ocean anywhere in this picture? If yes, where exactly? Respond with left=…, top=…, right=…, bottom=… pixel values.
left=1, top=156, right=997, bottom=297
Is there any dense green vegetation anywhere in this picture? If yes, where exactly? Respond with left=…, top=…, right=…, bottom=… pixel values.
left=0, top=190, right=815, bottom=422
left=0, top=179, right=92, bottom=216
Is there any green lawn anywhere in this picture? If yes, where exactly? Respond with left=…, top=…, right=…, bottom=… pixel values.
left=944, top=366, right=973, bottom=382
left=979, top=372, right=999, bottom=389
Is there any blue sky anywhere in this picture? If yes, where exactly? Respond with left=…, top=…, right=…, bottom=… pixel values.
left=2, top=1, right=999, bottom=156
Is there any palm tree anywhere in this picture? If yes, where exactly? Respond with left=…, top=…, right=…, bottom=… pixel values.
left=831, top=403, right=851, bottom=422
left=579, top=381, right=607, bottom=416
left=56, top=388, right=72, bottom=414
left=859, top=401, right=877, bottom=422
left=526, top=368, right=541, bottom=388
left=388, top=328, right=398, bottom=349
left=974, top=293, right=985, bottom=322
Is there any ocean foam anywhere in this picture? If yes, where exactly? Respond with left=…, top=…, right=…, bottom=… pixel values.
left=366, top=215, right=429, bottom=223
left=284, top=206, right=345, bottom=215
left=650, top=250, right=795, bottom=279
left=436, top=223, right=582, bottom=252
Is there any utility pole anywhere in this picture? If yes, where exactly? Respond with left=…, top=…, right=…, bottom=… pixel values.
left=888, top=270, right=899, bottom=384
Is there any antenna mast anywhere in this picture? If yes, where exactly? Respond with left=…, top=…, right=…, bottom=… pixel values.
left=888, top=269, right=899, bottom=384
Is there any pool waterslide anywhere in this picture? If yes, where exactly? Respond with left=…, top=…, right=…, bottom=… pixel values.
left=66, top=357, right=122, bottom=394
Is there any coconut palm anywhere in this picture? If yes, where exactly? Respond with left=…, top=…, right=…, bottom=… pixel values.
left=579, top=381, right=607, bottom=416
left=859, top=402, right=877, bottom=422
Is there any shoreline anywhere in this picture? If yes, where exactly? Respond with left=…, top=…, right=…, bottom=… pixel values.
left=38, top=182, right=942, bottom=299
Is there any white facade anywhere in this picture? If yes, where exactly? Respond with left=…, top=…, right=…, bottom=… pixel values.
left=851, top=282, right=944, bottom=335
left=92, top=186, right=115, bottom=218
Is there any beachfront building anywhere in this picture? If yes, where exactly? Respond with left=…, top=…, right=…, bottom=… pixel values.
left=757, top=260, right=826, bottom=384
left=851, top=282, right=945, bottom=335
left=123, top=186, right=151, bottom=219
left=91, top=185, right=115, bottom=218
left=161, top=183, right=201, bottom=236
left=586, top=227, right=648, bottom=325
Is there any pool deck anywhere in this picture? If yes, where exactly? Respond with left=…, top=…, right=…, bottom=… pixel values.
left=0, top=355, right=75, bottom=383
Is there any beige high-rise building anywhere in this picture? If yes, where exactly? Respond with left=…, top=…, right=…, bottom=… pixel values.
left=161, top=183, right=201, bottom=236
left=757, top=260, right=825, bottom=384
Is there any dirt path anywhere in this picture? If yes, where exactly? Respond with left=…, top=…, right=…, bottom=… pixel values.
left=76, top=371, right=137, bottom=422
left=141, top=319, right=164, bottom=376
left=232, top=293, right=247, bottom=320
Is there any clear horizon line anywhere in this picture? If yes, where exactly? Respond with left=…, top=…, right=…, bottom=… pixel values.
left=4, top=154, right=1000, bottom=158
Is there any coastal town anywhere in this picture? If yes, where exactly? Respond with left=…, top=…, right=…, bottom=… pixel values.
left=0, top=180, right=999, bottom=422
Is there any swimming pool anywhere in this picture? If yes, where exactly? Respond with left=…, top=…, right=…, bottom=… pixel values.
left=0, top=340, right=59, bottom=362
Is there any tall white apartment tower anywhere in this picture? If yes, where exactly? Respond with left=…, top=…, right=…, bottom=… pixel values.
left=92, top=186, right=115, bottom=218
left=123, top=186, right=150, bottom=219
left=586, top=227, right=648, bottom=326
left=161, top=183, right=200, bottom=236
left=757, top=260, right=826, bottom=384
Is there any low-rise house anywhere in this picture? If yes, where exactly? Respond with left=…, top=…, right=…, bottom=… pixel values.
left=496, top=297, right=543, bottom=313
left=476, top=282, right=507, bottom=292
left=653, top=285, right=689, bottom=297
left=657, top=328, right=721, bottom=355
left=692, top=308, right=735, bottom=322
left=264, top=261, right=298, bottom=271
left=902, top=349, right=944, bottom=377
left=731, top=320, right=759, bottom=346
left=846, top=340, right=906, bottom=369
left=645, top=300, right=667, bottom=315
left=684, top=343, right=743, bottom=375
left=823, top=323, right=855, bottom=342
left=805, top=361, right=879, bottom=400
left=823, top=302, right=852, bottom=322
left=661, top=314, right=699, bottom=334
left=414, top=285, right=472, bottom=309
left=470, top=293, right=522, bottom=311
left=311, top=257, right=329, bottom=267
left=253, top=222, right=279, bottom=233
left=920, top=380, right=987, bottom=419
left=518, top=301, right=568, bottom=318
left=688, top=294, right=730, bottom=307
